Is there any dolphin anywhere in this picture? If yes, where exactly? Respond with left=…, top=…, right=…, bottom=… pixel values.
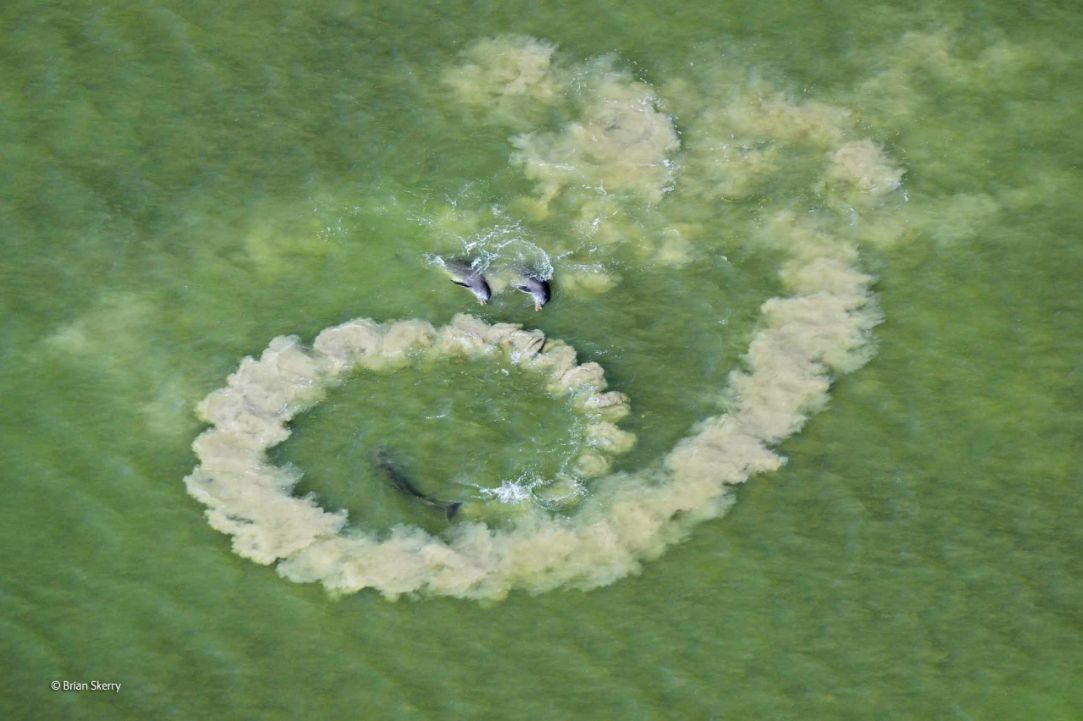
left=439, top=258, right=492, bottom=305
left=372, top=447, right=462, bottom=520
left=515, top=273, right=551, bottom=311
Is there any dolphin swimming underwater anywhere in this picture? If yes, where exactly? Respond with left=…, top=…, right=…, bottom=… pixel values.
left=438, top=258, right=492, bottom=305
left=515, top=273, right=551, bottom=311
left=372, top=447, right=462, bottom=520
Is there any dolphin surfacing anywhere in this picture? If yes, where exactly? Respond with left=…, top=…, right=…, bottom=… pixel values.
left=373, top=447, right=462, bottom=520
left=438, top=258, right=492, bottom=305
left=515, top=273, right=551, bottom=311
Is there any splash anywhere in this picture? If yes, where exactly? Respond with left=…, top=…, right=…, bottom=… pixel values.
left=460, top=223, right=556, bottom=289
left=186, top=37, right=906, bottom=600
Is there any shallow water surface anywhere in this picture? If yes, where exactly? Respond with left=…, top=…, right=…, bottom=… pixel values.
left=2, top=1, right=1081, bottom=719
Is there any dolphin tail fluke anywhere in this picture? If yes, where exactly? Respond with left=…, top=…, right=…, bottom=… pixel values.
left=445, top=502, right=462, bottom=520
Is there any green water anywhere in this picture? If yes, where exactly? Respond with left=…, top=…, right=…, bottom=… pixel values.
left=275, top=355, right=600, bottom=533
left=2, top=1, right=1081, bottom=719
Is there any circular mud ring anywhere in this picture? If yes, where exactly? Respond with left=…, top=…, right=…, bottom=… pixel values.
left=185, top=314, right=636, bottom=588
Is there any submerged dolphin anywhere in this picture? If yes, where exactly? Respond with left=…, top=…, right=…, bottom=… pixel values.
left=515, top=273, right=551, bottom=311
left=439, top=258, right=492, bottom=305
left=372, top=447, right=462, bottom=520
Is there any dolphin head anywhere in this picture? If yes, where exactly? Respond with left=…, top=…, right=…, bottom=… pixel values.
left=515, top=274, right=551, bottom=311
left=467, top=276, right=492, bottom=305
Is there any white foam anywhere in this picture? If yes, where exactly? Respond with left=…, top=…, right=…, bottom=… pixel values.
left=481, top=474, right=542, bottom=504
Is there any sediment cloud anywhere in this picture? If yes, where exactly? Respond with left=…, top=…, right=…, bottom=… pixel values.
left=185, top=37, right=902, bottom=600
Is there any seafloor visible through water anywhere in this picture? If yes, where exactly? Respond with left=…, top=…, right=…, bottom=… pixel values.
left=2, top=2, right=1080, bottom=719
